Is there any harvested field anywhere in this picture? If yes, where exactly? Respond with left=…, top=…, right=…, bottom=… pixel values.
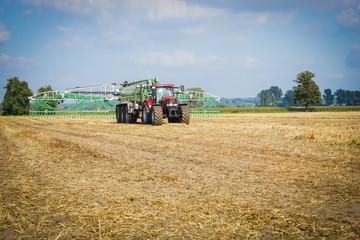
left=0, top=112, right=359, bottom=239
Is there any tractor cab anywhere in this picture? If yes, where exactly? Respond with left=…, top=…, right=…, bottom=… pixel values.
left=151, top=84, right=175, bottom=104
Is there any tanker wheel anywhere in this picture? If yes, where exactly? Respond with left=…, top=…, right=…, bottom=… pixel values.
left=123, top=105, right=129, bottom=123
left=151, top=105, right=163, bottom=126
left=116, top=105, right=121, bottom=123
left=142, top=103, right=151, bottom=124
left=180, top=105, right=190, bottom=125
left=129, top=112, right=137, bottom=124
left=119, top=105, right=124, bottom=123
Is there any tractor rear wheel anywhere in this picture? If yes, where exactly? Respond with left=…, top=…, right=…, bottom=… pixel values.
left=180, top=105, right=190, bottom=125
left=151, top=105, right=163, bottom=126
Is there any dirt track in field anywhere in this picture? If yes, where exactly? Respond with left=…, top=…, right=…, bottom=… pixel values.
left=0, top=113, right=359, bottom=239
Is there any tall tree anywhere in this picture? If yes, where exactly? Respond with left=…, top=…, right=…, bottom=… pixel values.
left=269, top=86, right=283, bottom=105
left=293, top=71, right=321, bottom=111
left=323, top=89, right=334, bottom=106
left=2, top=77, right=33, bottom=115
left=334, top=89, right=346, bottom=105
left=283, top=90, right=294, bottom=106
left=257, top=86, right=283, bottom=107
left=258, top=89, right=273, bottom=107
left=354, top=91, right=360, bottom=105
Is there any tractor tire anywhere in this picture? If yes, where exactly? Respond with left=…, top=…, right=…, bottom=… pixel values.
left=116, top=105, right=121, bottom=123
left=122, top=105, right=129, bottom=123
left=129, top=112, right=137, bottom=124
left=151, top=105, right=163, bottom=126
left=142, top=102, right=151, bottom=124
left=119, top=105, right=124, bottom=123
left=180, top=105, right=190, bottom=125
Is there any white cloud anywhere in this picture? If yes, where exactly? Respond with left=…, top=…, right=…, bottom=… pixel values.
left=0, top=53, right=11, bottom=62
left=21, top=0, right=224, bottom=21
left=0, top=53, right=33, bottom=69
left=0, top=22, right=10, bottom=43
left=20, top=0, right=115, bottom=15
left=337, top=7, right=360, bottom=30
left=241, top=57, right=259, bottom=68
left=184, top=27, right=205, bottom=36
left=103, top=30, right=130, bottom=44
left=236, top=11, right=295, bottom=26
left=330, top=73, right=346, bottom=79
left=345, top=44, right=360, bottom=68
left=288, top=57, right=315, bottom=68
left=125, top=0, right=224, bottom=21
left=56, top=25, right=73, bottom=34
left=137, top=49, right=220, bottom=67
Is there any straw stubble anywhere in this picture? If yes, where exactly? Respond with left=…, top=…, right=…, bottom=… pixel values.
left=0, top=112, right=359, bottom=239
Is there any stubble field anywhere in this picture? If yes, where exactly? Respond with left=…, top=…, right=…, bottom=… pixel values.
left=0, top=112, right=359, bottom=239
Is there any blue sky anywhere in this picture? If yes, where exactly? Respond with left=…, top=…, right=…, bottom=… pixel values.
left=0, top=0, right=359, bottom=100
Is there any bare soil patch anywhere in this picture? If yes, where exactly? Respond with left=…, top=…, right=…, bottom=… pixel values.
left=1, top=113, right=359, bottom=239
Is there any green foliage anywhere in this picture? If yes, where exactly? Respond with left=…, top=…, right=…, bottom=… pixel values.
left=269, top=86, right=283, bottom=102
left=257, top=86, right=282, bottom=107
left=334, top=89, right=360, bottom=105
left=187, top=87, right=205, bottom=93
left=323, top=89, right=334, bottom=105
left=220, top=97, right=258, bottom=107
left=2, top=77, right=33, bottom=115
left=293, top=71, right=321, bottom=110
left=37, top=85, right=58, bottom=108
left=283, top=90, right=294, bottom=106
left=37, top=85, right=53, bottom=93
left=258, top=89, right=273, bottom=106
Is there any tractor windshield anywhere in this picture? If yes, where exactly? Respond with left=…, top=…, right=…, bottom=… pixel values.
left=156, top=87, right=174, bottom=103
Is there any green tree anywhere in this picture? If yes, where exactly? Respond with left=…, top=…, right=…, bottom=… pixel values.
left=334, top=89, right=346, bottom=105
left=293, top=71, right=321, bottom=111
left=335, top=89, right=360, bottom=105
left=258, top=89, right=273, bottom=107
left=323, top=89, right=334, bottom=106
left=258, top=86, right=283, bottom=107
left=37, top=85, right=58, bottom=108
left=187, top=87, right=205, bottom=92
left=354, top=91, right=360, bottom=105
left=283, top=90, right=294, bottom=106
left=2, top=77, right=33, bottom=115
left=269, top=86, right=283, bottom=106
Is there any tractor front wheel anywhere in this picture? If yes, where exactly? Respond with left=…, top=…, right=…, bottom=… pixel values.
left=151, top=106, right=163, bottom=126
left=180, top=105, right=190, bottom=125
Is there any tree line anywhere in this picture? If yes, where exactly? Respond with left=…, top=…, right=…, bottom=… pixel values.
left=258, top=71, right=360, bottom=108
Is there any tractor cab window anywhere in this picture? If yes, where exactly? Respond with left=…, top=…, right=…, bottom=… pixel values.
left=155, top=87, right=174, bottom=103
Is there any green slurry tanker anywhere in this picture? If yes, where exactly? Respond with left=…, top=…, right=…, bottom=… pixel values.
left=115, top=78, right=190, bottom=125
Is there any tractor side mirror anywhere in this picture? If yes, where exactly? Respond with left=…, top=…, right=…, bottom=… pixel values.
left=180, top=85, right=185, bottom=92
